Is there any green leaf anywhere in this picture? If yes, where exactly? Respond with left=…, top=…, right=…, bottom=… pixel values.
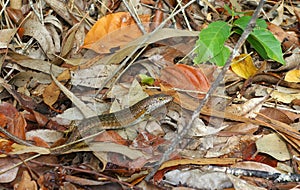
left=234, top=16, right=285, bottom=64
left=194, top=21, right=231, bottom=66
left=250, top=28, right=285, bottom=64
left=234, top=16, right=267, bottom=29
left=138, top=74, right=154, bottom=85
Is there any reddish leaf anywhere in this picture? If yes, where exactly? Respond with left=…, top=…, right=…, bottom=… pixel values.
left=132, top=131, right=167, bottom=154
left=0, top=114, right=7, bottom=127
left=0, top=102, right=26, bottom=140
left=160, top=64, right=210, bottom=98
left=94, top=130, right=129, bottom=146
left=0, top=140, right=13, bottom=153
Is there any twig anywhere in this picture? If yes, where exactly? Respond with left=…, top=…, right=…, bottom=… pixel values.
left=122, top=0, right=147, bottom=34
left=207, top=166, right=300, bottom=183
left=0, top=127, right=34, bottom=147
left=144, top=0, right=267, bottom=181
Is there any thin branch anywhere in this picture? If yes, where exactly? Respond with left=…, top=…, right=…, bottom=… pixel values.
left=144, top=0, right=267, bottom=181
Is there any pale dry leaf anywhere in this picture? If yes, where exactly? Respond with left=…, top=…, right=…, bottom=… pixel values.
left=26, top=129, right=63, bottom=143
left=164, top=169, right=232, bottom=189
left=10, top=71, right=52, bottom=87
left=256, top=133, right=291, bottom=161
left=0, top=29, right=18, bottom=48
left=71, top=64, right=119, bottom=88
left=61, top=23, right=81, bottom=57
left=232, top=161, right=280, bottom=173
left=267, top=88, right=300, bottom=104
left=228, top=175, right=266, bottom=190
left=44, top=15, right=63, bottom=53
left=22, top=17, right=56, bottom=59
left=188, top=118, right=228, bottom=137
left=226, top=97, right=265, bottom=118
left=44, top=0, right=73, bottom=25
left=0, top=157, right=19, bottom=183
left=15, top=56, right=65, bottom=77
left=51, top=72, right=96, bottom=118
left=270, top=1, right=284, bottom=26
left=89, top=142, right=149, bottom=160
left=205, top=136, right=240, bottom=157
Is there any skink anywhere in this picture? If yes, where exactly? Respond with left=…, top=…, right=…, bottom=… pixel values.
left=53, top=94, right=173, bottom=153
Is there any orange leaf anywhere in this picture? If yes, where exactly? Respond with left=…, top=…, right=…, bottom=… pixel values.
left=82, top=12, right=150, bottom=53
left=231, top=54, right=257, bottom=79
left=160, top=64, right=210, bottom=98
left=43, top=69, right=71, bottom=109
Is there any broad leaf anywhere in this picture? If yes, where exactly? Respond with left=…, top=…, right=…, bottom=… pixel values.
left=234, top=16, right=285, bottom=64
left=194, top=21, right=231, bottom=66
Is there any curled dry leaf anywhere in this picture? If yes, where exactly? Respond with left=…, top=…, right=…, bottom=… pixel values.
left=82, top=12, right=150, bottom=53
left=22, top=15, right=62, bottom=59
left=160, top=64, right=210, bottom=99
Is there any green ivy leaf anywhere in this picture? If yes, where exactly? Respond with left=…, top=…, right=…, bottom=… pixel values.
left=194, top=21, right=231, bottom=66
left=234, top=16, right=285, bottom=64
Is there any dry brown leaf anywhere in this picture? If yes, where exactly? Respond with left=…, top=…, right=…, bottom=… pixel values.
left=14, top=170, right=37, bottom=190
left=0, top=29, right=18, bottom=48
left=259, top=108, right=293, bottom=124
left=43, top=69, right=70, bottom=109
left=22, top=16, right=57, bottom=59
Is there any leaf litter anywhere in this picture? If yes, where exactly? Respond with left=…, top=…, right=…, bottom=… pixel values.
left=0, top=0, right=300, bottom=189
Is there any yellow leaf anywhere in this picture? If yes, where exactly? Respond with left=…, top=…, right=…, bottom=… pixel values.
left=231, top=54, right=257, bottom=79
left=285, top=70, right=300, bottom=82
